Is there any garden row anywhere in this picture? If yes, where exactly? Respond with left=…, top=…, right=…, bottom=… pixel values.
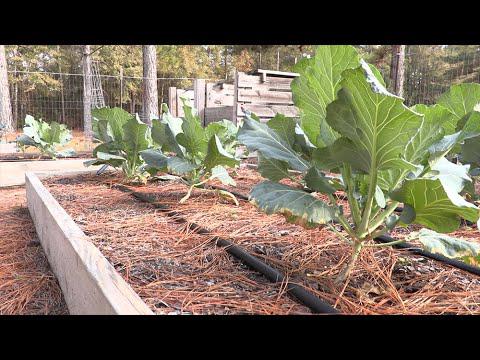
left=22, top=45, right=480, bottom=314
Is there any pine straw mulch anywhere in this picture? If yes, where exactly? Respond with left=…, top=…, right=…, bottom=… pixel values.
left=0, top=186, right=68, bottom=315
left=43, top=167, right=480, bottom=315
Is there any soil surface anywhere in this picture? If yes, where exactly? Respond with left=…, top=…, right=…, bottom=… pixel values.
left=43, top=166, right=480, bottom=314
left=0, top=186, right=68, bottom=314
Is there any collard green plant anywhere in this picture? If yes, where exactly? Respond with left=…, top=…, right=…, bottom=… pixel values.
left=84, top=107, right=152, bottom=182
left=140, top=101, right=240, bottom=203
left=238, top=45, right=480, bottom=283
left=16, top=115, right=75, bottom=159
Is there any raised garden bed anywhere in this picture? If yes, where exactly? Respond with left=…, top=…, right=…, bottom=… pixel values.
left=0, top=185, right=68, bottom=314
left=38, top=165, right=480, bottom=314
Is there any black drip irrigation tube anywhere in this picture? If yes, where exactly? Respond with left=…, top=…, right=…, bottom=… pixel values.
left=376, top=235, right=480, bottom=276
left=203, top=183, right=480, bottom=277
left=113, top=184, right=339, bottom=314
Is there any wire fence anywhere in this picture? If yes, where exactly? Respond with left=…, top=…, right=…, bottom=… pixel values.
left=8, top=70, right=194, bottom=130
left=7, top=45, right=480, bottom=130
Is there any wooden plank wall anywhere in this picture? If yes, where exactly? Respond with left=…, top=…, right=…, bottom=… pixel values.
left=168, top=87, right=194, bottom=117
left=233, top=71, right=299, bottom=123
left=169, top=70, right=299, bottom=126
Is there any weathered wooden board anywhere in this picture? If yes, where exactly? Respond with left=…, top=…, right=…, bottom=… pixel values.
left=237, top=103, right=299, bottom=118
left=238, top=89, right=293, bottom=104
left=206, top=83, right=234, bottom=107
left=205, top=106, right=234, bottom=124
left=26, top=171, right=153, bottom=315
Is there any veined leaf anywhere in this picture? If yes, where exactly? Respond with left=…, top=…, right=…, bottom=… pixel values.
left=140, top=149, right=169, bottom=170
left=152, top=112, right=185, bottom=156
left=122, top=116, right=152, bottom=159
left=257, top=153, right=290, bottom=182
left=407, top=228, right=480, bottom=266
left=437, top=83, right=480, bottom=128
left=92, top=107, right=133, bottom=142
left=203, top=135, right=239, bottom=172
left=250, top=181, right=339, bottom=227
left=325, top=60, right=423, bottom=173
left=304, top=167, right=336, bottom=194
left=210, top=165, right=236, bottom=186
left=176, top=99, right=208, bottom=158
left=291, top=45, right=360, bottom=147
left=391, top=178, right=479, bottom=233
left=266, top=114, right=296, bottom=148
left=238, top=116, right=309, bottom=172
left=166, top=156, right=198, bottom=175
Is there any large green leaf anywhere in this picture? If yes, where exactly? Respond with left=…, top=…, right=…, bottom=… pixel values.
left=325, top=60, right=423, bottom=173
left=437, top=83, right=480, bottom=130
left=257, top=153, right=290, bottom=182
left=407, top=228, right=480, bottom=266
left=391, top=177, right=479, bottom=233
left=237, top=115, right=309, bottom=172
left=151, top=112, right=185, bottom=156
left=176, top=100, right=208, bottom=158
left=140, top=149, right=169, bottom=170
left=210, top=165, right=236, bottom=186
left=266, top=114, right=296, bottom=148
left=92, top=107, right=133, bottom=142
left=250, top=181, right=339, bottom=227
left=377, top=104, right=453, bottom=192
left=122, top=116, right=152, bottom=157
left=304, top=166, right=336, bottom=194
left=291, top=45, right=360, bottom=147
left=166, top=156, right=198, bottom=175
left=203, top=135, right=239, bottom=172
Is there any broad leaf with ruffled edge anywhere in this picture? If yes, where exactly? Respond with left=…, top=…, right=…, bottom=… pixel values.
left=391, top=176, right=479, bottom=233
left=324, top=60, right=423, bottom=174
left=92, top=107, right=133, bottom=142
left=203, top=135, right=239, bottom=172
left=237, top=115, right=309, bottom=172
left=249, top=181, right=339, bottom=227
left=291, top=45, right=360, bottom=148
left=407, top=228, right=480, bottom=266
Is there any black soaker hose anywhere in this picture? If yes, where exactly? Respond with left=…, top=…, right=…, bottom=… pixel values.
left=205, top=184, right=480, bottom=277
left=376, top=235, right=480, bottom=276
left=113, top=184, right=338, bottom=314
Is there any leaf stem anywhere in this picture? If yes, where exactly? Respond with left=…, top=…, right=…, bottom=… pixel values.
left=364, top=200, right=400, bottom=236
left=365, top=238, right=406, bottom=248
left=342, top=165, right=362, bottom=227
left=358, top=166, right=378, bottom=237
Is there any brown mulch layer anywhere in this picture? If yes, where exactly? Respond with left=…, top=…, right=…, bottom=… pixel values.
left=43, top=167, right=480, bottom=314
left=0, top=187, right=68, bottom=315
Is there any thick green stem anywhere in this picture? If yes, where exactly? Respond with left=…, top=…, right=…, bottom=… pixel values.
left=342, top=165, right=362, bottom=227
left=335, top=241, right=363, bottom=284
left=358, top=167, right=378, bottom=236
left=362, top=200, right=399, bottom=237
left=365, top=238, right=406, bottom=248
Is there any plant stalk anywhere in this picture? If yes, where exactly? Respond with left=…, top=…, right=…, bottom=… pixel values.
left=335, top=241, right=363, bottom=284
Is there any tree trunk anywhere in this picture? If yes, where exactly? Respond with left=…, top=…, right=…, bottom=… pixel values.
left=0, top=45, right=14, bottom=134
left=390, top=45, right=406, bottom=97
left=57, top=45, right=66, bottom=125
left=82, top=45, right=93, bottom=139
left=142, top=45, right=158, bottom=125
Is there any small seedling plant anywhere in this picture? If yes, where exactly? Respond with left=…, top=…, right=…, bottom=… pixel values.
left=238, top=45, right=480, bottom=283
left=84, top=107, right=152, bottom=182
left=140, top=101, right=240, bottom=203
left=16, top=115, right=75, bottom=159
